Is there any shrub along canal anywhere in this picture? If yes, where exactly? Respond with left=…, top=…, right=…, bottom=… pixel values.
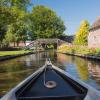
left=0, top=50, right=100, bottom=97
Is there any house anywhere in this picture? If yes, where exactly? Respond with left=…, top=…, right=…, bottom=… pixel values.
left=88, top=17, right=100, bottom=48
left=10, top=41, right=32, bottom=47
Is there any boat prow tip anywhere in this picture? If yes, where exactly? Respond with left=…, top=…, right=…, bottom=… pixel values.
left=45, top=58, right=52, bottom=66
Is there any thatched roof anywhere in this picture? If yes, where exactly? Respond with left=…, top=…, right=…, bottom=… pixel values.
left=90, top=17, right=100, bottom=31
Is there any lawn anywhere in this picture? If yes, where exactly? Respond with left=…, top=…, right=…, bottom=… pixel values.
left=0, top=50, right=32, bottom=56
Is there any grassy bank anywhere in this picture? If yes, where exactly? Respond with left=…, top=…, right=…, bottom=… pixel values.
left=0, top=50, right=32, bottom=57
left=57, top=44, right=100, bottom=56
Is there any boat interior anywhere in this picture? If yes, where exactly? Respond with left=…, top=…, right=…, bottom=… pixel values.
left=16, top=65, right=87, bottom=100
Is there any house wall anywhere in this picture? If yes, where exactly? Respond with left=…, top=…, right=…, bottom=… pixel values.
left=88, top=28, right=100, bottom=48
left=10, top=42, right=26, bottom=47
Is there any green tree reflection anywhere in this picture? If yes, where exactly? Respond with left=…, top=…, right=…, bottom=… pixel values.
left=75, top=58, right=89, bottom=81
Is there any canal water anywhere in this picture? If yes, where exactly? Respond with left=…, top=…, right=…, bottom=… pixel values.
left=0, top=50, right=100, bottom=96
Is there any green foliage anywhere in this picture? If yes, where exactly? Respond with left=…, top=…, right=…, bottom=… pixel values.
left=3, top=9, right=29, bottom=46
left=0, top=3, right=65, bottom=48
left=58, top=44, right=100, bottom=56
left=0, top=6, right=12, bottom=42
left=95, top=48, right=100, bottom=55
left=0, top=1, right=31, bottom=48
left=0, top=0, right=31, bottom=10
left=74, top=20, right=90, bottom=45
left=31, top=5, right=66, bottom=39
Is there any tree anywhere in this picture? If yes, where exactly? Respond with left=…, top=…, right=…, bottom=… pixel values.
left=0, top=0, right=31, bottom=10
left=31, top=5, right=66, bottom=39
left=4, top=11, right=29, bottom=47
left=74, top=20, right=90, bottom=45
left=0, top=0, right=31, bottom=48
left=0, top=6, right=12, bottom=43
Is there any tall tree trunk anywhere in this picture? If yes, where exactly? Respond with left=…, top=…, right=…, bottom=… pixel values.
left=17, top=42, right=19, bottom=47
left=24, top=41, right=26, bottom=46
left=14, top=42, right=15, bottom=47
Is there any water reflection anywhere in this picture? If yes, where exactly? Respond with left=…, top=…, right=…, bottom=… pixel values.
left=57, top=53, right=89, bottom=80
left=88, top=61, right=100, bottom=88
left=75, top=58, right=89, bottom=81
left=0, top=51, right=100, bottom=96
left=57, top=53, right=100, bottom=90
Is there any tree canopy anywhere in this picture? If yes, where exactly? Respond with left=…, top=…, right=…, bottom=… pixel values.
left=0, top=2, right=65, bottom=48
left=74, top=20, right=90, bottom=45
left=31, top=5, right=66, bottom=39
left=0, top=0, right=31, bottom=10
left=0, top=0, right=31, bottom=47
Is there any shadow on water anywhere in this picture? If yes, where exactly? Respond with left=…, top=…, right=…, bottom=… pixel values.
left=0, top=50, right=100, bottom=96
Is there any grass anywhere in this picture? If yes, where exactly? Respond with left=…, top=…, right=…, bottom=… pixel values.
left=0, top=50, right=32, bottom=56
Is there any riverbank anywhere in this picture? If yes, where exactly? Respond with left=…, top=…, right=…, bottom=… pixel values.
left=0, top=50, right=34, bottom=61
left=58, top=52, right=100, bottom=60
left=57, top=44, right=100, bottom=60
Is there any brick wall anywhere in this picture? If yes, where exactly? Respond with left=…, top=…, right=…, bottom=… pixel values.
left=88, top=28, right=100, bottom=48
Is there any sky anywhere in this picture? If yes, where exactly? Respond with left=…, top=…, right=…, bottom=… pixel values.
left=28, top=0, right=100, bottom=35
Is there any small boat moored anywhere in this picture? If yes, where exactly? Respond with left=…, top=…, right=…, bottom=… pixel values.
left=1, top=59, right=100, bottom=100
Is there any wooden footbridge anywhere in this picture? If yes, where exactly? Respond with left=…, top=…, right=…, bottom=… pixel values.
left=24, top=38, right=68, bottom=50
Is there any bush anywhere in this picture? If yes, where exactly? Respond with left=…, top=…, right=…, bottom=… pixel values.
left=95, top=48, right=100, bottom=55
left=57, top=44, right=100, bottom=56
